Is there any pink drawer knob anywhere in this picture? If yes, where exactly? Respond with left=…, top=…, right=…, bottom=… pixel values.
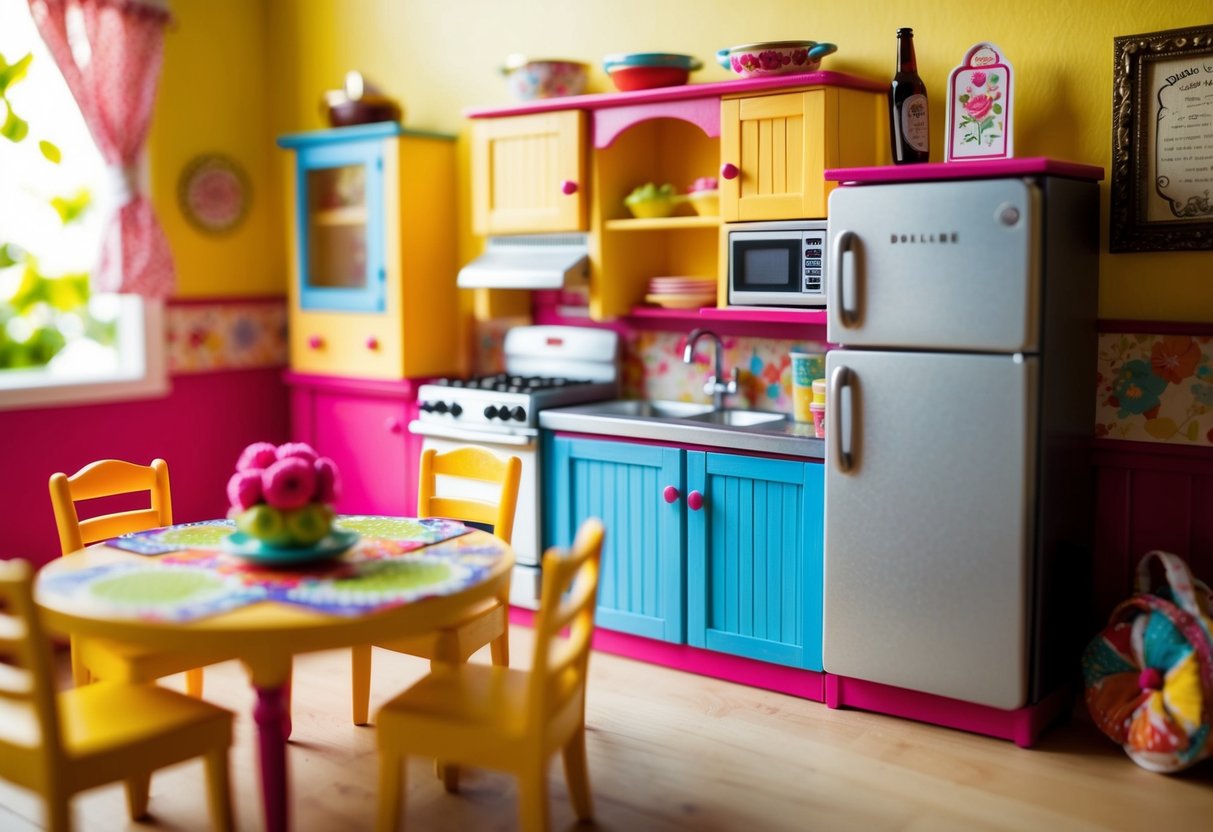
left=384, top=417, right=402, bottom=434
left=720, top=163, right=739, bottom=180
left=662, top=485, right=680, bottom=504
left=687, top=490, right=704, bottom=511
left=307, top=335, right=324, bottom=350
left=365, top=336, right=380, bottom=351
left=561, top=180, right=578, bottom=196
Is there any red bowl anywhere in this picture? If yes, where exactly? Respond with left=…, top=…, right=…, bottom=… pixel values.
left=608, top=65, right=690, bottom=91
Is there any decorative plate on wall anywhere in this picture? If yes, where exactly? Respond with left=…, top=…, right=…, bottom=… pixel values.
left=178, top=154, right=251, bottom=234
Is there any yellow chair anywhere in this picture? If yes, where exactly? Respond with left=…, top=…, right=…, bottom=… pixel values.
left=374, top=517, right=605, bottom=832
left=0, top=558, right=235, bottom=831
left=350, top=445, right=523, bottom=725
left=49, top=458, right=224, bottom=696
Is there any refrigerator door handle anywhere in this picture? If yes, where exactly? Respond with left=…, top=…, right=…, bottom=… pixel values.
left=831, top=230, right=858, bottom=327
left=830, top=364, right=853, bottom=472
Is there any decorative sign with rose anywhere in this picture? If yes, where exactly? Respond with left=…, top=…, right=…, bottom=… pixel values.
left=945, top=42, right=1014, bottom=162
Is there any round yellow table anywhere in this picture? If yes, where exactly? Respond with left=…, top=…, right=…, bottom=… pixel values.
left=34, top=517, right=513, bottom=832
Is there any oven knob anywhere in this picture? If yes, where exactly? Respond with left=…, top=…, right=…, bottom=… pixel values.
left=449, top=403, right=463, bottom=417
left=510, top=406, right=526, bottom=422
left=434, top=401, right=449, bottom=414
left=484, top=405, right=499, bottom=420
left=420, top=402, right=435, bottom=413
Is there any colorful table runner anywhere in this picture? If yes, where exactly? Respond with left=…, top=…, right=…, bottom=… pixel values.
left=40, top=517, right=504, bottom=622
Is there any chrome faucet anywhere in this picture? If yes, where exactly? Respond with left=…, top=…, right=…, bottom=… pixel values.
left=683, top=328, right=738, bottom=410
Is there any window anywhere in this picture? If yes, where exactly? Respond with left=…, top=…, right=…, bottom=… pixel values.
left=0, top=0, right=165, bottom=410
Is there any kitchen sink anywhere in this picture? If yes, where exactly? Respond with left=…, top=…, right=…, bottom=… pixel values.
left=684, top=409, right=788, bottom=427
left=585, top=399, right=716, bottom=419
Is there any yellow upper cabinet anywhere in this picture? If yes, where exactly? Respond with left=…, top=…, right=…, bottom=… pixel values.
left=278, top=124, right=458, bottom=380
left=472, top=111, right=588, bottom=235
left=720, top=86, right=887, bottom=221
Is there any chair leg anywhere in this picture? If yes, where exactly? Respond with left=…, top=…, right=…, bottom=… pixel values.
left=376, top=751, right=405, bottom=832
left=124, top=771, right=152, bottom=819
left=489, top=627, right=510, bottom=667
left=204, top=747, right=234, bottom=832
left=518, top=761, right=551, bottom=832
left=69, top=636, right=90, bottom=686
left=352, top=644, right=373, bottom=725
left=44, top=787, right=71, bottom=832
left=562, top=725, right=594, bottom=822
left=185, top=667, right=204, bottom=697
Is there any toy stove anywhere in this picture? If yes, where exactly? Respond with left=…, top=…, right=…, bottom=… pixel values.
left=409, top=326, right=619, bottom=607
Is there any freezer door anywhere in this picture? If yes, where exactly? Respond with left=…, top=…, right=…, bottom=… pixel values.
left=822, top=350, right=1038, bottom=709
left=827, top=179, right=1041, bottom=352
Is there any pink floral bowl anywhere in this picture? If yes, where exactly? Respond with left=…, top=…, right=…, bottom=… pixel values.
left=718, top=41, right=837, bottom=79
left=501, top=55, right=589, bottom=100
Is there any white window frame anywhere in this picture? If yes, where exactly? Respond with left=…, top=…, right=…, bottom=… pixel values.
left=0, top=296, right=168, bottom=411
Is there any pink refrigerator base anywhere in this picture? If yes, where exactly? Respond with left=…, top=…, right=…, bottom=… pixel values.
left=511, top=608, right=1070, bottom=747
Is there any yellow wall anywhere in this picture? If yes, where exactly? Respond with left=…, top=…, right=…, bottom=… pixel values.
left=150, top=0, right=281, bottom=298
left=155, top=0, right=1211, bottom=321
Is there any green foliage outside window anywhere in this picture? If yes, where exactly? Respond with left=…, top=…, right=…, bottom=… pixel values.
left=0, top=50, right=115, bottom=371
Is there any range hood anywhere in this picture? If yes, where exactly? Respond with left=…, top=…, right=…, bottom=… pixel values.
left=457, top=233, right=588, bottom=290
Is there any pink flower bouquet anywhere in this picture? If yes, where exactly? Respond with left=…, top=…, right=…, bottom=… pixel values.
left=227, top=441, right=341, bottom=547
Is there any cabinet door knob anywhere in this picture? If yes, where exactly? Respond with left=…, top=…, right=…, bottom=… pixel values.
left=365, top=335, right=380, bottom=351
left=720, top=163, right=739, bottom=180
left=662, top=485, right=680, bottom=504
left=384, top=417, right=402, bottom=434
left=307, top=335, right=324, bottom=350
left=687, top=490, right=704, bottom=511
left=561, top=180, right=579, bottom=195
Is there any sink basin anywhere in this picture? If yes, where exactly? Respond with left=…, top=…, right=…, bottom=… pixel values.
left=685, top=409, right=787, bottom=427
left=585, top=399, right=715, bottom=419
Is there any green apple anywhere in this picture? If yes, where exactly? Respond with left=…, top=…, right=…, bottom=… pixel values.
left=285, top=503, right=332, bottom=546
left=236, top=504, right=291, bottom=547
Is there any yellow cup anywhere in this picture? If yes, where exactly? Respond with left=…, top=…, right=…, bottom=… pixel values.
left=811, top=378, right=827, bottom=404
left=789, top=352, right=822, bottom=423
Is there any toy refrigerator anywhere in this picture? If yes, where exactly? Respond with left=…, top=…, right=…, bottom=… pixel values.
left=822, top=163, right=1100, bottom=713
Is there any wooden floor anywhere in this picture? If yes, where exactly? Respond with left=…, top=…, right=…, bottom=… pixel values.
left=3, top=625, right=1211, bottom=831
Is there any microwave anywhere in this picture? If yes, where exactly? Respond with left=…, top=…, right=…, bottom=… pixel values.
left=726, top=219, right=828, bottom=308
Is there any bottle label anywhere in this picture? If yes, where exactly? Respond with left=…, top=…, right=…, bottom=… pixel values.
left=900, top=94, right=929, bottom=152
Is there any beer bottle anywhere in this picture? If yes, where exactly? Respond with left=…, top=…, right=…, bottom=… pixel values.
left=889, top=27, right=930, bottom=164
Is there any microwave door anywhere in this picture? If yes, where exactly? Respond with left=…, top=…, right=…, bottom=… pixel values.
left=826, top=179, right=1041, bottom=352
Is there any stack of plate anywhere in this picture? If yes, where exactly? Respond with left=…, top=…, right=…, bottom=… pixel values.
left=644, top=276, right=716, bottom=309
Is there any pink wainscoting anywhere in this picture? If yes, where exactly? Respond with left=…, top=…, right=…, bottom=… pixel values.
left=1092, top=438, right=1213, bottom=623
left=0, top=367, right=289, bottom=567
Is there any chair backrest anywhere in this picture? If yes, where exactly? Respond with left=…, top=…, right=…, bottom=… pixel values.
left=0, top=559, right=64, bottom=776
left=526, top=518, right=604, bottom=733
left=417, top=446, right=522, bottom=544
left=49, top=458, right=173, bottom=555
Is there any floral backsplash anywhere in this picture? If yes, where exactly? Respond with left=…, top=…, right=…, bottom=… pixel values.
left=197, top=315, right=1206, bottom=447
left=623, top=330, right=828, bottom=412
left=165, top=300, right=288, bottom=374
left=1096, top=332, right=1213, bottom=445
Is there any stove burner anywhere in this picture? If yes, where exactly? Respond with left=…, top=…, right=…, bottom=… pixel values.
left=433, top=373, right=590, bottom=394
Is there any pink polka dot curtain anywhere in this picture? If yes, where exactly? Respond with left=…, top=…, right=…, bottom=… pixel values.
left=28, top=0, right=176, bottom=298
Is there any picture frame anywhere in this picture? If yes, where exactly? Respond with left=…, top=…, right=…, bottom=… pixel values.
left=1110, top=25, right=1213, bottom=253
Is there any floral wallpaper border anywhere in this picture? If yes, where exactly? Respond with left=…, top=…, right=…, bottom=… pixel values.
left=1096, top=331, right=1213, bottom=445
left=165, top=299, right=287, bottom=374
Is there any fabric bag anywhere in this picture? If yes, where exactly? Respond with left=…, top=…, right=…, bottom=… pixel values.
left=1081, top=550, right=1213, bottom=773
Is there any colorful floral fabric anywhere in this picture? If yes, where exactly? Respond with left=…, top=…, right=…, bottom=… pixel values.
left=1096, top=332, right=1213, bottom=445
left=165, top=300, right=287, bottom=373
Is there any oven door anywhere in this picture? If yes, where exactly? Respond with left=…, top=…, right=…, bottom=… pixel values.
left=408, top=422, right=542, bottom=609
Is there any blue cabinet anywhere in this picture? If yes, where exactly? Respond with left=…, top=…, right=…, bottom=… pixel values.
left=687, top=452, right=824, bottom=670
left=545, top=436, right=685, bottom=641
left=545, top=435, right=824, bottom=670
